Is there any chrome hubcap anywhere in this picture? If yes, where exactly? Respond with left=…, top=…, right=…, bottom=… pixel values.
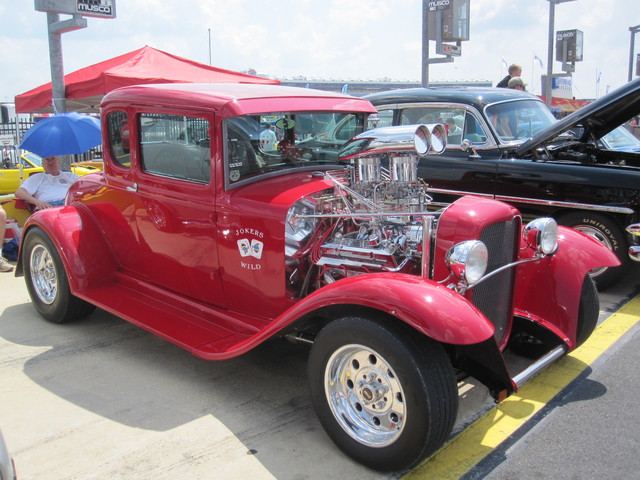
left=30, top=244, right=57, bottom=304
left=324, top=344, right=406, bottom=447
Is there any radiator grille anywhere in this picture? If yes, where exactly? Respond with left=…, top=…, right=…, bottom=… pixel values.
left=472, top=219, right=518, bottom=345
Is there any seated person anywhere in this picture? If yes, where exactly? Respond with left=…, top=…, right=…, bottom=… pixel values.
left=15, top=156, right=79, bottom=210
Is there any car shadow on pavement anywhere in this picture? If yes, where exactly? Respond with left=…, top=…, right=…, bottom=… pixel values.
left=0, top=302, right=382, bottom=478
left=0, top=302, right=313, bottom=425
left=1, top=300, right=606, bottom=479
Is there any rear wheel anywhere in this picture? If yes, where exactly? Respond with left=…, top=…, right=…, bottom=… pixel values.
left=557, top=212, right=628, bottom=290
left=23, top=227, right=95, bottom=323
left=308, top=316, right=458, bottom=471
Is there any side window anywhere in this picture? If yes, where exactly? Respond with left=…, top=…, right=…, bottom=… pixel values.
left=400, top=107, right=439, bottom=125
left=399, top=107, right=469, bottom=147
left=373, top=110, right=394, bottom=128
left=462, top=112, right=488, bottom=144
left=106, top=110, right=131, bottom=168
left=139, top=113, right=210, bottom=183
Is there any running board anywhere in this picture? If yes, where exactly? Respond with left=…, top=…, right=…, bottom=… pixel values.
left=512, top=345, right=568, bottom=389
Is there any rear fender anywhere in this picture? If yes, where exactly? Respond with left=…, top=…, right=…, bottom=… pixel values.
left=280, top=272, right=495, bottom=345
left=514, top=225, right=619, bottom=348
left=16, top=205, right=117, bottom=291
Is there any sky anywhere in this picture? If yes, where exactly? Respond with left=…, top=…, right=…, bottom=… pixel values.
left=0, top=0, right=637, bottom=105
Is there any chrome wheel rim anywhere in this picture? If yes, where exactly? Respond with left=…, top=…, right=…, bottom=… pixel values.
left=324, top=344, right=406, bottom=447
left=30, top=244, right=57, bottom=305
left=573, top=225, right=611, bottom=277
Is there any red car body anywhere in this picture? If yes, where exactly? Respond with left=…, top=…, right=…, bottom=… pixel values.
left=16, top=83, right=618, bottom=471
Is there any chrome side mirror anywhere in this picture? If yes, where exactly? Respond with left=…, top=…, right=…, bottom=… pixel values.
left=461, top=139, right=480, bottom=159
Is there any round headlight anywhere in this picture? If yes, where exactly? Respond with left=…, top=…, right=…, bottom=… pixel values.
left=523, top=217, right=559, bottom=255
left=445, top=240, right=489, bottom=285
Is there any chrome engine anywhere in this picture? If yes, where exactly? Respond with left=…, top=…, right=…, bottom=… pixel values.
left=285, top=125, right=446, bottom=295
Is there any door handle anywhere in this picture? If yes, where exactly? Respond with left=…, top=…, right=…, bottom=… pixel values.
left=126, top=182, right=138, bottom=192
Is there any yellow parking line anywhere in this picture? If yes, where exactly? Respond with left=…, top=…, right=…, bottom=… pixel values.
left=403, top=296, right=640, bottom=480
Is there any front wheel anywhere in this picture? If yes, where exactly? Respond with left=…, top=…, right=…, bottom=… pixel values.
left=557, top=212, right=629, bottom=290
left=308, top=316, right=458, bottom=472
left=509, top=276, right=599, bottom=358
left=576, top=275, right=599, bottom=347
left=23, top=227, right=96, bottom=323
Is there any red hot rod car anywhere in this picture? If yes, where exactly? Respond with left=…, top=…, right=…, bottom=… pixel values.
left=16, top=84, right=617, bottom=471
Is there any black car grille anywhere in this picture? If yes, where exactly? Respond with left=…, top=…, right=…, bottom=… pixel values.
left=471, top=219, right=519, bottom=345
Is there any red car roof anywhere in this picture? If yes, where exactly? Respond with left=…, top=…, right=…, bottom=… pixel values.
left=102, top=83, right=378, bottom=118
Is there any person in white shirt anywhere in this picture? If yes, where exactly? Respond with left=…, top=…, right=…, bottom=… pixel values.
left=260, top=123, right=277, bottom=151
left=446, top=117, right=462, bottom=137
left=15, top=156, right=79, bottom=210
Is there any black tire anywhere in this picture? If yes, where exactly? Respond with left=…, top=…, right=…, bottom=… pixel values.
left=22, top=227, right=96, bottom=324
left=576, top=275, right=599, bottom=347
left=308, top=316, right=458, bottom=472
left=507, top=331, right=548, bottom=359
left=557, top=212, right=629, bottom=290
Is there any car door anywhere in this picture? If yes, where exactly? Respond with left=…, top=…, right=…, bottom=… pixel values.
left=100, top=108, right=225, bottom=307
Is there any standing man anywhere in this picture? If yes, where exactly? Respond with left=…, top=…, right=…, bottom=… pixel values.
left=2, top=146, right=12, bottom=168
left=497, top=64, right=522, bottom=88
left=260, top=123, right=277, bottom=151
left=15, top=155, right=78, bottom=210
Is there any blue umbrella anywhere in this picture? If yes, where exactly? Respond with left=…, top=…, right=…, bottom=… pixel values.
left=19, top=112, right=101, bottom=157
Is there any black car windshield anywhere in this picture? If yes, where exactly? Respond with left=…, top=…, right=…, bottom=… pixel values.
left=225, top=112, right=366, bottom=186
left=600, top=125, right=640, bottom=152
left=485, top=99, right=556, bottom=143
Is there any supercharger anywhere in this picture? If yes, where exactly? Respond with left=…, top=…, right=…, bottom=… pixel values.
left=285, top=124, right=447, bottom=295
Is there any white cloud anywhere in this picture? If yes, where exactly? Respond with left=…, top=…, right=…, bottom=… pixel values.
left=0, top=0, right=636, bottom=103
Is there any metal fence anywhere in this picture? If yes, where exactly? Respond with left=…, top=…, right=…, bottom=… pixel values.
left=0, top=119, right=103, bottom=163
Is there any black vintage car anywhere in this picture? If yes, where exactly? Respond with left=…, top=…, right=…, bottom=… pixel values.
left=366, top=77, right=640, bottom=289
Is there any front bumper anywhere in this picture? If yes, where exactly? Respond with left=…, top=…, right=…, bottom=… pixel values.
left=626, top=223, right=640, bottom=261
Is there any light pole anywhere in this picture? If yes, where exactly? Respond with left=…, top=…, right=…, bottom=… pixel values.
left=545, top=0, right=576, bottom=108
left=45, top=13, right=87, bottom=114
left=422, top=0, right=429, bottom=87
left=629, top=25, right=640, bottom=82
left=35, top=0, right=117, bottom=113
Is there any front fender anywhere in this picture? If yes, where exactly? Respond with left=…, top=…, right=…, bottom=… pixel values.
left=514, top=225, right=620, bottom=347
left=278, top=273, right=495, bottom=345
left=16, top=204, right=117, bottom=291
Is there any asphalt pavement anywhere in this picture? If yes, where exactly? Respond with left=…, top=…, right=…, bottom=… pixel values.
left=0, top=262, right=639, bottom=480
left=470, top=318, right=640, bottom=480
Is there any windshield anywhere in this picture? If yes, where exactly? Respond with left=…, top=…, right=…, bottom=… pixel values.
left=225, top=111, right=367, bottom=186
left=600, top=126, right=640, bottom=152
left=22, top=152, right=42, bottom=167
left=485, top=99, right=556, bottom=143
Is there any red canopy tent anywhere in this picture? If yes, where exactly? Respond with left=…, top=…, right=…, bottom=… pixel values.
left=15, top=46, right=280, bottom=114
